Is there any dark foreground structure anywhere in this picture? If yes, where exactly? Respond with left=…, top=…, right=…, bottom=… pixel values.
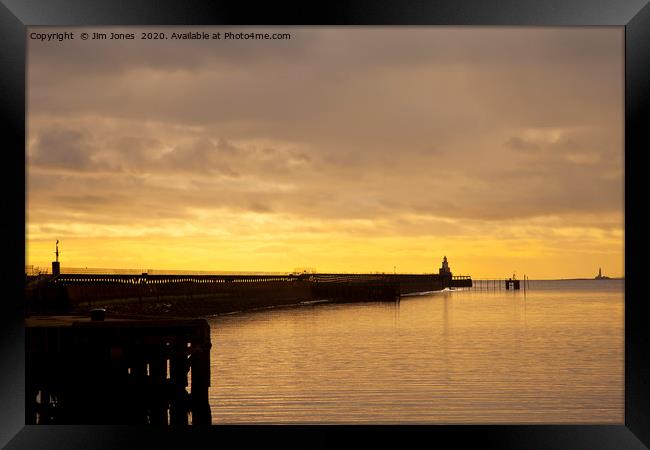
left=25, top=314, right=211, bottom=425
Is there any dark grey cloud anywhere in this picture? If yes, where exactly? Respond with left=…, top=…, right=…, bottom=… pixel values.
left=505, top=136, right=540, bottom=152
left=28, top=27, right=621, bottom=77
left=30, top=128, right=94, bottom=170
left=27, top=28, right=622, bottom=133
left=158, top=139, right=240, bottom=176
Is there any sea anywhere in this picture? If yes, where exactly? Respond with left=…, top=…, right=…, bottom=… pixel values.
left=206, top=279, right=624, bottom=424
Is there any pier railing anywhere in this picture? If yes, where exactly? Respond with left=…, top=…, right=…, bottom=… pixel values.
left=45, top=272, right=467, bottom=286
left=471, top=278, right=529, bottom=290
left=49, top=273, right=300, bottom=285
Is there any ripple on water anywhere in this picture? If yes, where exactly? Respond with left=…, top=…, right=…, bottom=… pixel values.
left=207, top=280, right=624, bottom=424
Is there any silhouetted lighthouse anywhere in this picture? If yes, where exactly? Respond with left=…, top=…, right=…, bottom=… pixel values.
left=439, top=256, right=452, bottom=287
left=52, top=240, right=60, bottom=276
left=439, top=256, right=450, bottom=274
left=439, top=256, right=453, bottom=276
left=595, top=267, right=609, bottom=280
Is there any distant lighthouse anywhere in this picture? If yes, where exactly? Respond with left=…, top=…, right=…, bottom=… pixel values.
left=595, top=267, right=610, bottom=280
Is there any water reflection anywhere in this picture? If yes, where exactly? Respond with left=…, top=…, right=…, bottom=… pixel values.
left=208, top=280, right=623, bottom=424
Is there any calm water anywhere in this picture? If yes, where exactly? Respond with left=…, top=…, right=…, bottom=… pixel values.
left=207, top=279, right=623, bottom=424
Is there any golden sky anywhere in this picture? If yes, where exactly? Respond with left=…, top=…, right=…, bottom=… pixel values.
left=26, top=27, right=624, bottom=279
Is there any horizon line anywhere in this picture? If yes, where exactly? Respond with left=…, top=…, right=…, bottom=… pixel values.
left=24, top=265, right=624, bottom=280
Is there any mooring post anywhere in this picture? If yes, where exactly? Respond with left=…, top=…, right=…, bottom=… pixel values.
left=148, top=356, right=167, bottom=425
left=169, top=354, right=189, bottom=425
left=190, top=325, right=212, bottom=425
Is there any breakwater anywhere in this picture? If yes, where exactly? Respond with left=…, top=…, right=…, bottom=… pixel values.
left=25, top=273, right=472, bottom=317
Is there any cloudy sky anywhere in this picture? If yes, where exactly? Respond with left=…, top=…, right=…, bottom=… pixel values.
left=26, top=27, right=624, bottom=278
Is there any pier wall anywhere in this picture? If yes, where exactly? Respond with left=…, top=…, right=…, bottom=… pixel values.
left=26, top=273, right=472, bottom=316
left=27, top=280, right=313, bottom=316
left=450, top=277, right=473, bottom=288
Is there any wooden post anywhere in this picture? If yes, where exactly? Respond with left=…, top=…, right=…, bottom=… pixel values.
left=148, top=357, right=167, bottom=425
left=169, top=354, right=189, bottom=425
left=190, top=327, right=212, bottom=425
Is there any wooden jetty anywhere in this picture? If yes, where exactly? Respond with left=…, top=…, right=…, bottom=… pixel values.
left=25, top=313, right=211, bottom=425
left=471, top=276, right=529, bottom=291
left=505, top=278, right=521, bottom=290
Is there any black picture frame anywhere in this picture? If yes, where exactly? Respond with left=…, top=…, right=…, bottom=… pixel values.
left=1, top=1, right=648, bottom=448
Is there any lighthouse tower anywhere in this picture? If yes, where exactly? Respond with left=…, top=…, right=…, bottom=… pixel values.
left=439, top=256, right=452, bottom=276
left=439, top=256, right=453, bottom=288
